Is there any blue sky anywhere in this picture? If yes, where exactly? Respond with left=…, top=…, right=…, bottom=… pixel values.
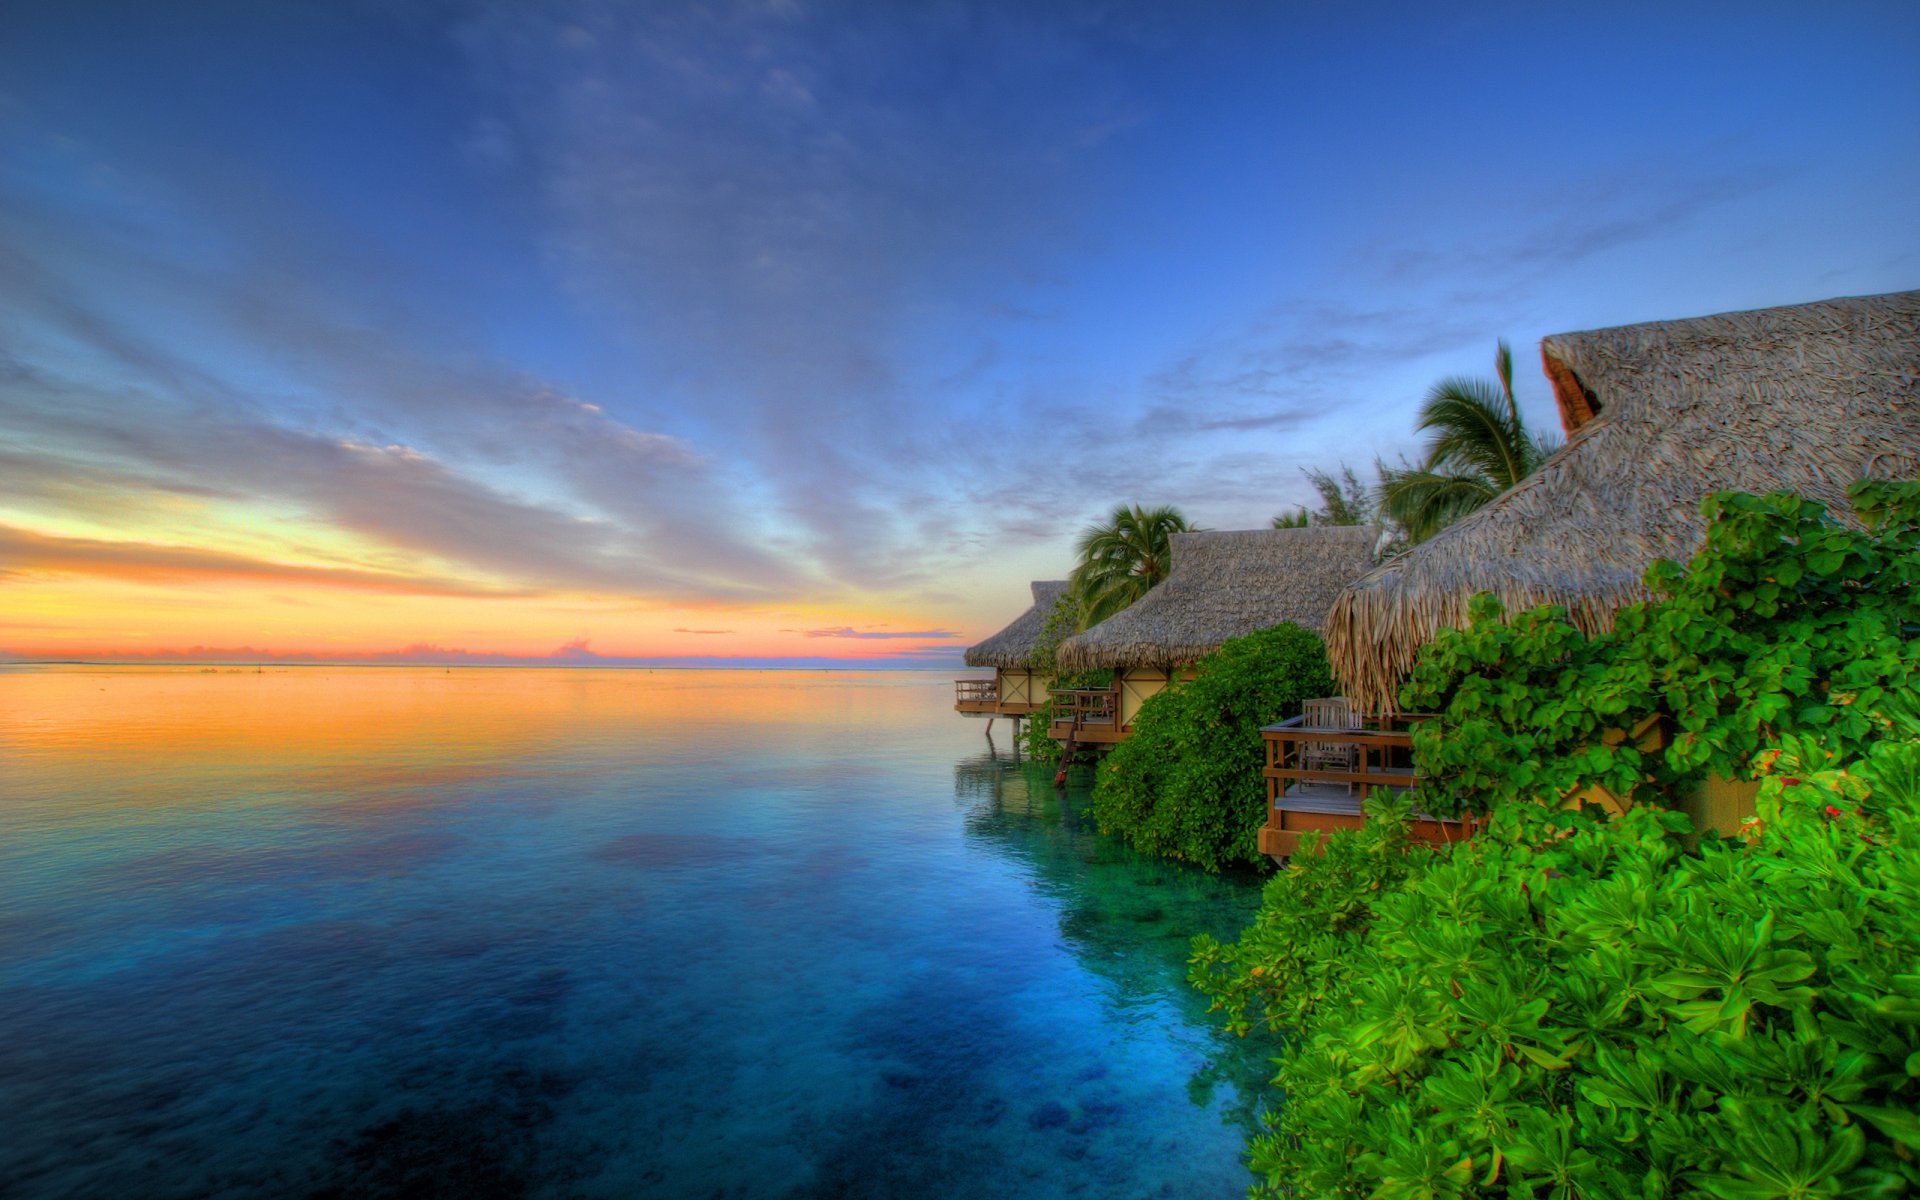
left=1, top=0, right=1915, bottom=663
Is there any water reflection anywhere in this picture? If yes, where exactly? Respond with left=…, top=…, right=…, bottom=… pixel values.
left=1, top=667, right=1268, bottom=1198
left=950, top=748, right=1273, bottom=1136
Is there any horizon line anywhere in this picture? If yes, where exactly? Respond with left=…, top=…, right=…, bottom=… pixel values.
left=1, top=660, right=963, bottom=671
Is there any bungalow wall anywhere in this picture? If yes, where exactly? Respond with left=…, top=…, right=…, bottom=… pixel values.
left=1115, top=665, right=1199, bottom=731
left=1565, top=714, right=1761, bottom=837
left=1116, top=667, right=1170, bottom=731
left=995, top=668, right=1051, bottom=714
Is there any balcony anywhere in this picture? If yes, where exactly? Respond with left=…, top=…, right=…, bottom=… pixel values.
left=954, top=678, right=999, bottom=714
left=1259, top=708, right=1467, bottom=859
left=1047, top=686, right=1126, bottom=744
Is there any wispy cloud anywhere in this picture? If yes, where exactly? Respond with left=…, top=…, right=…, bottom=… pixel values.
left=787, top=626, right=961, bottom=640
left=451, top=1, right=1139, bottom=587
left=0, top=524, right=527, bottom=597
left=0, top=170, right=806, bottom=602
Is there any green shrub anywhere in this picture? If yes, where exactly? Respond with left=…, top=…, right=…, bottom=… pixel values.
left=1405, top=480, right=1920, bottom=819
left=1091, top=623, right=1334, bottom=870
left=1187, top=788, right=1425, bottom=1038
left=1192, top=715, right=1920, bottom=1199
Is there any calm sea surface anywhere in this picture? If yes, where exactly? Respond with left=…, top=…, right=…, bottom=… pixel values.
left=0, top=666, right=1269, bottom=1199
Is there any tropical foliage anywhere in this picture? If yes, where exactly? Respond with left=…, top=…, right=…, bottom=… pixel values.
left=1378, top=340, right=1560, bottom=545
left=1091, top=624, right=1333, bottom=870
left=1068, top=503, right=1194, bottom=627
left=1189, top=480, right=1920, bottom=1199
left=1405, top=480, right=1920, bottom=819
left=1192, top=726, right=1920, bottom=1199
left=1274, top=464, right=1377, bottom=530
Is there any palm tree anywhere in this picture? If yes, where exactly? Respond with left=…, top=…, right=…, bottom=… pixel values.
left=1274, top=466, right=1371, bottom=528
left=1378, top=340, right=1561, bottom=545
left=1304, top=465, right=1375, bottom=527
left=1068, top=503, right=1193, bottom=628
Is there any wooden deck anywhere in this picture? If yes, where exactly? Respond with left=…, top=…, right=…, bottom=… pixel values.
left=1259, top=711, right=1466, bottom=859
left=955, top=677, right=1053, bottom=718
left=954, top=678, right=999, bottom=715
left=1047, top=686, right=1128, bottom=744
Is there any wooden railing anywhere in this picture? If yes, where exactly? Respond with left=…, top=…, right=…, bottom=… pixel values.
left=955, top=678, right=999, bottom=706
left=1261, top=711, right=1431, bottom=794
left=1257, top=709, right=1463, bottom=859
left=1050, top=687, right=1117, bottom=728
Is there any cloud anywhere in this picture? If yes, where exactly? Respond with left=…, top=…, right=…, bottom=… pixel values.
left=0, top=172, right=807, bottom=602
left=673, top=627, right=733, bottom=635
left=1362, top=167, right=1778, bottom=288
left=788, top=626, right=960, bottom=640
left=0, top=364, right=750, bottom=599
left=0, top=523, right=528, bottom=597
left=451, top=1, right=1139, bottom=586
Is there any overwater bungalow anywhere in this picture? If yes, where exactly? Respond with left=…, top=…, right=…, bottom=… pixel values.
left=956, top=580, right=1069, bottom=729
left=1273, top=290, right=1920, bottom=854
left=1050, top=526, right=1377, bottom=749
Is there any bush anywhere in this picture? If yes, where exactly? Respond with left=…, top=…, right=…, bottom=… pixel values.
left=1091, top=623, right=1334, bottom=871
left=1405, top=480, right=1920, bottom=818
left=1192, top=716, right=1920, bottom=1199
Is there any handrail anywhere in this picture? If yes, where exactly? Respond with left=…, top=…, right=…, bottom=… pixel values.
left=1261, top=711, right=1438, bottom=734
left=1049, top=686, right=1117, bottom=726
left=955, top=678, right=998, bottom=703
left=1263, top=717, right=1421, bottom=791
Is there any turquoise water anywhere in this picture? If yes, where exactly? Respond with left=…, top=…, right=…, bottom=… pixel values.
left=0, top=666, right=1269, bottom=1198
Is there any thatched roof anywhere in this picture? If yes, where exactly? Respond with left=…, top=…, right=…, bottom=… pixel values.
left=1328, top=289, right=1920, bottom=714
left=964, top=580, right=1070, bottom=669
left=1055, top=526, right=1377, bottom=672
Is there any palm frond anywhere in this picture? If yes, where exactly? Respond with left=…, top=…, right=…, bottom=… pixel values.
left=1303, top=464, right=1375, bottom=526
left=1067, top=503, right=1193, bottom=628
left=1377, top=463, right=1499, bottom=545
left=1417, top=380, right=1530, bottom=487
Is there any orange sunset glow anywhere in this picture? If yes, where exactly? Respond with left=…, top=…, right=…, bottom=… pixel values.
left=0, top=497, right=969, bottom=665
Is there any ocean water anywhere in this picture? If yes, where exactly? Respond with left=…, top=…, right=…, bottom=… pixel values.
left=0, top=666, right=1270, bottom=1199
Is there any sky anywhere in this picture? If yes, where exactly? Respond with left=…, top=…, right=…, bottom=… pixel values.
left=1, top=0, right=1916, bottom=667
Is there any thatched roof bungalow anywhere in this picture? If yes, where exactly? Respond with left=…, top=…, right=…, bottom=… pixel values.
left=957, top=580, right=1068, bottom=717
left=1328, top=289, right=1920, bottom=714
left=1055, top=526, right=1378, bottom=674
left=1044, top=527, right=1374, bottom=742
left=964, top=580, right=1069, bottom=670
